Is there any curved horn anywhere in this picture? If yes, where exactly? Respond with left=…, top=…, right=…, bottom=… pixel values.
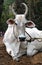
left=21, top=3, right=28, bottom=15
left=11, top=3, right=17, bottom=16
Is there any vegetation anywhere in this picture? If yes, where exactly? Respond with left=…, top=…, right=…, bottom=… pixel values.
left=0, top=0, right=42, bottom=32
left=0, top=0, right=4, bottom=19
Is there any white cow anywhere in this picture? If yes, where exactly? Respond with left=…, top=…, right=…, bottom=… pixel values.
left=3, top=3, right=29, bottom=61
left=3, top=19, right=36, bottom=61
left=3, top=2, right=42, bottom=61
left=25, top=24, right=42, bottom=56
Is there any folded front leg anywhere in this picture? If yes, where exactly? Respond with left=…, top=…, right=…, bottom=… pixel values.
left=27, top=44, right=38, bottom=56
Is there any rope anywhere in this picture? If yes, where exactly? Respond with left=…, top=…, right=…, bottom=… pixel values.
left=25, top=31, right=42, bottom=42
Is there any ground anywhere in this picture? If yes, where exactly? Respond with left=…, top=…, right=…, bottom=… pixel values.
left=0, top=37, right=42, bottom=65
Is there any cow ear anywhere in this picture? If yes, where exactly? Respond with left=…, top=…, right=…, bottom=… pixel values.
left=25, top=21, right=35, bottom=28
left=6, top=19, right=15, bottom=24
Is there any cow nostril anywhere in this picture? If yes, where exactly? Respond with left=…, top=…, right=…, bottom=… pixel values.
left=19, top=37, right=26, bottom=41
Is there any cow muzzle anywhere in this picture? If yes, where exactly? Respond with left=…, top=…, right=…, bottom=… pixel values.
left=19, top=37, right=26, bottom=41
left=19, top=35, right=26, bottom=41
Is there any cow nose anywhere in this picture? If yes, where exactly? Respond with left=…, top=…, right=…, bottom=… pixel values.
left=19, top=37, right=26, bottom=41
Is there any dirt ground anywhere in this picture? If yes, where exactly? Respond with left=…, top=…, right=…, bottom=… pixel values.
left=0, top=37, right=42, bottom=65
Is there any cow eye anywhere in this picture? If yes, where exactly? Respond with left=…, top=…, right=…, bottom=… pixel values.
left=25, top=22, right=29, bottom=27
left=15, top=22, right=18, bottom=25
left=14, top=19, right=18, bottom=25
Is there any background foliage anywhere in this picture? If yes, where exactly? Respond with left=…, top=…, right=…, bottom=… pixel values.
left=0, top=0, right=42, bottom=32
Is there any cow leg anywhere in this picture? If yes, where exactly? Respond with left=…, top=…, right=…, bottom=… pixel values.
left=6, top=46, right=19, bottom=61
left=12, top=49, right=26, bottom=61
left=17, top=50, right=26, bottom=57
left=27, top=44, right=38, bottom=56
left=4, top=42, right=14, bottom=57
left=6, top=47, right=12, bottom=55
left=4, top=42, right=11, bottom=55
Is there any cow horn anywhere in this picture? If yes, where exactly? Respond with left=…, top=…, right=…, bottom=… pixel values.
left=21, top=3, right=28, bottom=15
left=11, top=3, right=17, bottom=16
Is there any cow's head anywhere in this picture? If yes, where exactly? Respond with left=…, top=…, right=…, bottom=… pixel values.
left=8, top=3, right=35, bottom=42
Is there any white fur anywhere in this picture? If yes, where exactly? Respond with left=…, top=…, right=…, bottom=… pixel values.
left=3, top=23, right=21, bottom=60
left=25, top=27, right=42, bottom=56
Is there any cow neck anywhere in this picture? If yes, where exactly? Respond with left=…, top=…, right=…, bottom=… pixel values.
left=25, top=31, right=35, bottom=42
left=25, top=31, right=42, bottom=42
left=25, top=31, right=32, bottom=39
